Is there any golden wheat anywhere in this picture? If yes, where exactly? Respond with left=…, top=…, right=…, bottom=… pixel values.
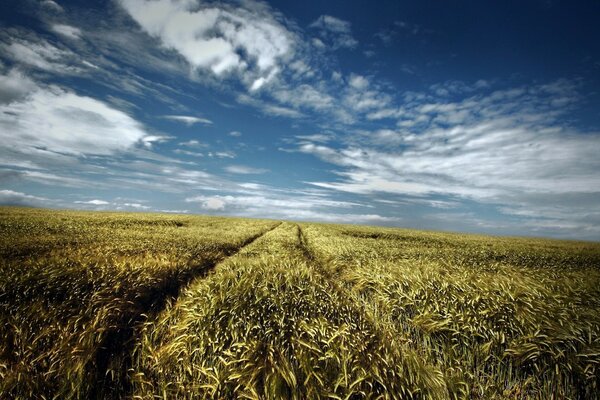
left=1, top=207, right=599, bottom=399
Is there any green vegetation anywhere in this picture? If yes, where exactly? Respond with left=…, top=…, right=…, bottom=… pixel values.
left=1, top=207, right=599, bottom=399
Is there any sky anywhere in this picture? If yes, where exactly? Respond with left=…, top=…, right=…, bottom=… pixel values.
left=1, top=0, right=599, bottom=241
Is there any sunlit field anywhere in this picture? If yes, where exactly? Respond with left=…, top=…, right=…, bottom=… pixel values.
left=1, top=207, right=599, bottom=399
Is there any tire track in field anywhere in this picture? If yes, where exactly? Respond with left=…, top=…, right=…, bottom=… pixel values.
left=296, top=224, right=361, bottom=303
left=296, top=224, right=340, bottom=284
left=90, top=221, right=283, bottom=400
left=296, top=224, right=403, bottom=350
left=295, top=224, right=428, bottom=395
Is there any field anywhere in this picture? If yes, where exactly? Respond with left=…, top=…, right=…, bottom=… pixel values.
left=1, top=207, right=600, bottom=399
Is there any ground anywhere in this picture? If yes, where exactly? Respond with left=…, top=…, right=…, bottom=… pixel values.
left=1, top=207, right=599, bottom=399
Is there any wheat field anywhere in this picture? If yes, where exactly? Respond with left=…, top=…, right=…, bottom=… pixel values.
left=1, top=207, right=599, bottom=399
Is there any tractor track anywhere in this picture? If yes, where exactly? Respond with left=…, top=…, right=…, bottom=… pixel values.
left=90, top=222, right=283, bottom=400
left=296, top=224, right=340, bottom=284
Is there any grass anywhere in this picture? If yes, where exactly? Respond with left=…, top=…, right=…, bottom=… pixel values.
left=1, top=207, right=599, bottom=399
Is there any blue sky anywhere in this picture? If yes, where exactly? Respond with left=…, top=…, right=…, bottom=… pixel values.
left=1, top=0, right=599, bottom=240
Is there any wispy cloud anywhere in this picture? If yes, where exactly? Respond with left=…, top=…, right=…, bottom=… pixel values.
left=184, top=189, right=388, bottom=224
left=74, top=199, right=109, bottom=205
left=163, top=115, right=212, bottom=125
left=1, top=36, right=83, bottom=74
left=291, top=79, right=600, bottom=237
left=179, top=140, right=207, bottom=147
left=375, top=20, right=434, bottom=46
left=50, top=24, right=82, bottom=40
left=309, top=15, right=358, bottom=49
left=39, top=0, right=64, bottom=13
left=224, top=165, right=268, bottom=175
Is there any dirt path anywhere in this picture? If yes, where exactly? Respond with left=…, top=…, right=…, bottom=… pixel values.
left=91, top=222, right=282, bottom=399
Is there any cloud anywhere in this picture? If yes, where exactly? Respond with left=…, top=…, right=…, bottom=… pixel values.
left=237, top=93, right=304, bottom=118
left=348, top=74, right=369, bottom=90
left=185, top=193, right=363, bottom=212
left=106, top=1, right=386, bottom=127
left=40, top=0, right=64, bottom=12
left=224, top=165, right=268, bottom=174
left=185, top=191, right=394, bottom=224
left=118, top=0, right=294, bottom=91
left=74, top=199, right=109, bottom=205
left=141, top=135, right=173, bottom=148
left=72, top=199, right=154, bottom=211
left=375, top=20, right=433, bottom=46
left=210, top=151, right=235, bottom=159
left=179, top=139, right=207, bottom=147
left=0, top=77, right=151, bottom=156
left=122, top=202, right=150, bottom=209
left=309, top=15, right=358, bottom=49
left=293, top=79, right=600, bottom=237
left=200, top=197, right=226, bottom=210
left=51, top=24, right=82, bottom=40
left=158, top=208, right=190, bottom=213
left=229, top=130, right=242, bottom=137
left=0, top=69, right=37, bottom=104
left=174, top=149, right=204, bottom=157
left=295, top=133, right=333, bottom=143
left=343, top=74, right=392, bottom=113
left=2, top=37, right=83, bottom=74
left=163, top=115, right=212, bottom=125
left=0, top=189, right=49, bottom=207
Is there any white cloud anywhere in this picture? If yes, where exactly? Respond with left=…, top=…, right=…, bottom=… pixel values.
left=0, top=69, right=37, bottom=104
left=229, top=130, right=242, bottom=137
left=72, top=199, right=154, bottom=211
left=51, top=24, right=82, bottom=40
left=200, top=197, right=226, bottom=210
left=312, top=37, right=326, bottom=49
left=40, top=0, right=64, bottom=12
left=309, top=15, right=358, bottom=49
left=236, top=93, right=304, bottom=118
left=343, top=74, right=392, bottom=113
left=179, top=139, right=207, bottom=147
left=210, top=151, right=236, bottom=159
left=158, top=208, right=190, bottom=213
left=293, top=80, right=600, bottom=237
left=123, top=202, right=150, bottom=209
left=348, top=74, right=369, bottom=90
left=142, top=135, right=173, bottom=148
left=186, top=193, right=359, bottom=212
left=119, top=0, right=294, bottom=90
left=163, top=115, right=212, bottom=125
left=75, top=199, right=109, bottom=205
left=2, top=38, right=82, bottom=74
left=0, top=189, right=49, bottom=207
left=185, top=192, right=393, bottom=224
left=295, top=133, right=333, bottom=143
left=224, top=165, right=268, bottom=174
left=174, top=149, right=204, bottom=157
left=0, top=72, right=151, bottom=156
